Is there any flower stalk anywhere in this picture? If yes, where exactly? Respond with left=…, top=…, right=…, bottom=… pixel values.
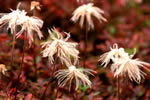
left=41, top=56, right=58, bottom=99
left=71, top=3, right=106, bottom=67
left=117, top=77, right=120, bottom=100
left=15, top=30, right=27, bottom=100
left=31, top=5, right=37, bottom=80
left=83, top=22, right=88, bottom=67
left=10, top=25, right=16, bottom=66
left=99, top=43, right=150, bottom=100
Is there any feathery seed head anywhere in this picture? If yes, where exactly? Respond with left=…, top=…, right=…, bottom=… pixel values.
left=41, top=28, right=79, bottom=65
left=112, top=57, right=150, bottom=83
left=55, top=65, right=94, bottom=91
left=71, top=3, right=107, bottom=30
left=0, top=8, right=27, bottom=34
left=99, top=43, right=150, bottom=83
left=99, top=44, right=127, bottom=67
left=16, top=16, right=43, bottom=46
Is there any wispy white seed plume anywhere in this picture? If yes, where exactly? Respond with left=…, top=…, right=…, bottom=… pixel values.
left=71, top=3, right=107, bottom=30
left=99, top=43, right=150, bottom=83
left=99, top=44, right=128, bottom=67
left=16, top=16, right=43, bottom=46
left=55, top=65, right=94, bottom=91
left=41, top=28, right=79, bottom=65
left=0, top=4, right=27, bottom=34
left=111, top=56, right=150, bottom=83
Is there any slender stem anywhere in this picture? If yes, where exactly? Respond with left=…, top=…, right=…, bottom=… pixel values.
left=73, top=93, right=77, bottom=100
left=33, top=33, right=37, bottom=80
left=41, top=78, right=51, bottom=100
left=11, top=26, right=16, bottom=66
left=83, top=24, right=88, bottom=67
left=117, top=77, right=120, bottom=100
left=40, top=57, right=58, bottom=99
left=55, top=62, right=62, bottom=99
left=14, top=31, right=27, bottom=100
left=10, top=25, right=17, bottom=99
left=125, top=76, right=128, bottom=98
left=70, top=82, right=77, bottom=100
left=31, top=8, right=38, bottom=80
left=55, top=87, right=59, bottom=98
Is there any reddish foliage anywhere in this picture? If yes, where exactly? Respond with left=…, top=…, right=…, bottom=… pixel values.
left=0, top=0, right=150, bottom=99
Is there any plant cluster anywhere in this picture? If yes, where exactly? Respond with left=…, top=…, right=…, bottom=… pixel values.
left=0, top=0, right=149, bottom=100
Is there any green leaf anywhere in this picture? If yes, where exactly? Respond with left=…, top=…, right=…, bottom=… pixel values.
left=144, top=19, right=150, bottom=27
left=79, top=85, right=89, bottom=92
left=109, top=25, right=116, bottom=36
left=127, top=0, right=137, bottom=8
left=125, top=46, right=139, bottom=55
left=138, top=91, right=144, bottom=96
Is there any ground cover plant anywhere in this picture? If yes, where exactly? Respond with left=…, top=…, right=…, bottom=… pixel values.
left=0, top=0, right=150, bottom=100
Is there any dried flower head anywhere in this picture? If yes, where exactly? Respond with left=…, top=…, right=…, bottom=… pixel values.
left=31, top=1, right=41, bottom=10
left=0, top=64, right=7, bottom=75
left=41, top=28, right=79, bottom=65
left=55, top=65, right=94, bottom=91
left=71, top=3, right=107, bottom=30
left=99, top=44, right=128, bottom=67
left=111, top=55, right=150, bottom=83
left=16, top=16, right=43, bottom=46
left=99, top=43, right=150, bottom=83
left=0, top=4, right=27, bottom=34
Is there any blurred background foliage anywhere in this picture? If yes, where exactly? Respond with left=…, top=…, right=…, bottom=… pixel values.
left=0, top=0, right=150, bottom=100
